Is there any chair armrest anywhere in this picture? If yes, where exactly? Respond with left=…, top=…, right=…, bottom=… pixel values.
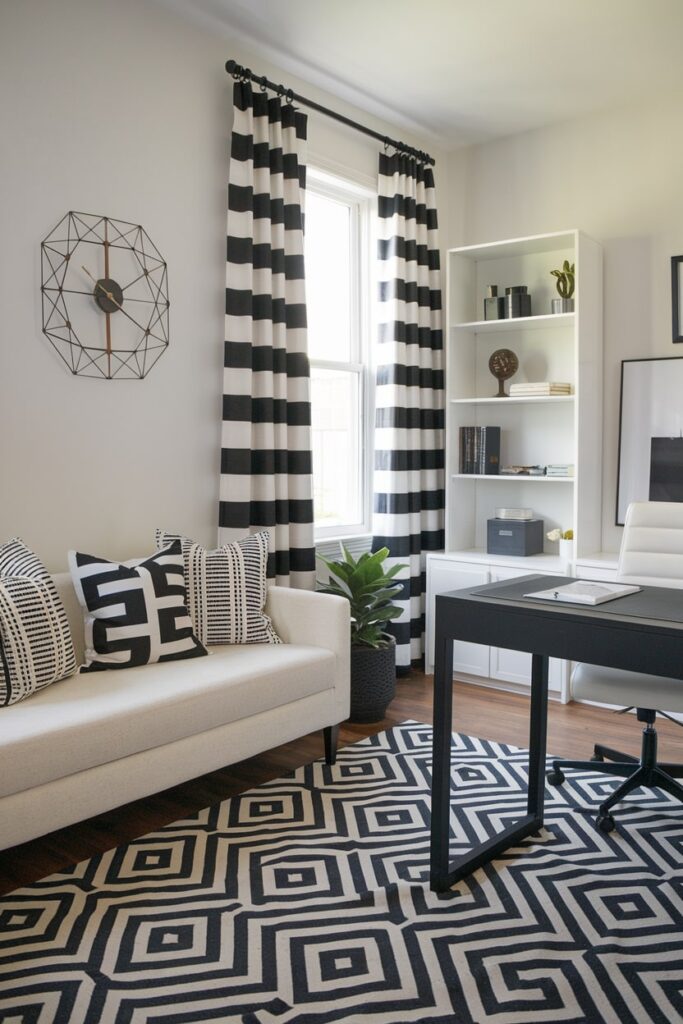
left=265, top=587, right=350, bottom=721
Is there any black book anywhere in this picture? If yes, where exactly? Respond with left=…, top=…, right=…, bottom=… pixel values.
left=481, top=426, right=500, bottom=474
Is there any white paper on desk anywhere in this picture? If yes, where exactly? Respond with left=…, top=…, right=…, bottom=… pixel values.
left=523, top=581, right=641, bottom=605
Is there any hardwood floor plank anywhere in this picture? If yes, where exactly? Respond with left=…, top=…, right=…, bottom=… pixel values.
left=2, top=673, right=682, bottom=895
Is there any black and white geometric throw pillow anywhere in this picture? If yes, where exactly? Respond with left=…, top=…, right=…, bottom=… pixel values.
left=155, top=530, right=281, bottom=646
left=0, top=538, right=77, bottom=706
left=68, top=541, right=207, bottom=672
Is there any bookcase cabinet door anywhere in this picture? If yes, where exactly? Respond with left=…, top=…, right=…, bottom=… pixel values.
left=426, top=558, right=489, bottom=676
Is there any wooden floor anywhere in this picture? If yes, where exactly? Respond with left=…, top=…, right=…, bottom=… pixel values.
left=2, top=672, right=683, bottom=895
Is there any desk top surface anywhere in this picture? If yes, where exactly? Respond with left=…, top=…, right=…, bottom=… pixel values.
left=441, top=573, right=683, bottom=630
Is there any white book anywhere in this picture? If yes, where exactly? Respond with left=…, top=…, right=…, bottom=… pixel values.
left=523, top=581, right=641, bottom=605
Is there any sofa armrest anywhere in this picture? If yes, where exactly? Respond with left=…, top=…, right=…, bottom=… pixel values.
left=265, top=587, right=350, bottom=722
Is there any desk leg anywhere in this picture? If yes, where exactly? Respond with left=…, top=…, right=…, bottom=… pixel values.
left=527, top=653, right=549, bottom=824
left=430, top=646, right=549, bottom=894
left=430, top=627, right=454, bottom=892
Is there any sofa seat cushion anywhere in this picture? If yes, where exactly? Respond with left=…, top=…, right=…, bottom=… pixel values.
left=0, top=643, right=335, bottom=799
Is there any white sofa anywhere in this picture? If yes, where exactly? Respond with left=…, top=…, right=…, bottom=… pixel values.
left=0, top=574, right=350, bottom=850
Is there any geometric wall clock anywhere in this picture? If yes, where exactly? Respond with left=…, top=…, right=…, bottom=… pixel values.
left=40, top=211, right=169, bottom=379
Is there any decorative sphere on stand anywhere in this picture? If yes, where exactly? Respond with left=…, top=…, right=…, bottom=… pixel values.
left=488, top=348, right=519, bottom=397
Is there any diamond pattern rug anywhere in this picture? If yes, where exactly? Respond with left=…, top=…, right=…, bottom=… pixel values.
left=1, top=723, right=682, bottom=1023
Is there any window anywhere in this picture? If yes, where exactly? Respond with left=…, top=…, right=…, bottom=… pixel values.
left=305, top=168, right=374, bottom=539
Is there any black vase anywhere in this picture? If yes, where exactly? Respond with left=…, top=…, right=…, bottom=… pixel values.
left=348, top=637, right=397, bottom=723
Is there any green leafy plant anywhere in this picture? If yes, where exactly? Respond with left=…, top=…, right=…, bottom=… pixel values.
left=550, top=260, right=575, bottom=299
left=317, top=546, right=407, bottom=649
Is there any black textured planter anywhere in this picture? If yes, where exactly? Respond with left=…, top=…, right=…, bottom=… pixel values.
left=348, top=637, right=397, bottom=723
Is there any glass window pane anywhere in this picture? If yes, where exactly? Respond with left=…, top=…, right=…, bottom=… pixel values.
left=305, top=191, right=352, bottom=362
left=311, top=367, right=362, bottom=529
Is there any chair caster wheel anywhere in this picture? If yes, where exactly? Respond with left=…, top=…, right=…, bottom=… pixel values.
left=596, top=813, right=615, bottom=833
left=547, top=768, right=565, bottom=786
left=590, top=754, right=604, bottom=762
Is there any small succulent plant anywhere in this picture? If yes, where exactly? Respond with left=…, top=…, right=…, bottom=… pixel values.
left=551, top=260, right=575, bottom=299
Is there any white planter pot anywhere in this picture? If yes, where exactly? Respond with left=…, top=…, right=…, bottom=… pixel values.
left=559, top=538, right=574, bottom=564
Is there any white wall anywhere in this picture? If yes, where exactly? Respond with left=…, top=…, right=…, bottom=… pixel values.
left=0, top=0, right=444, bottom=570
left=443, top=92, right=683, bottom=553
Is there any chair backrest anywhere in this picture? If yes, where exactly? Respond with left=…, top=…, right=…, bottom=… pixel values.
left=617, top=501, right=683, bottom=588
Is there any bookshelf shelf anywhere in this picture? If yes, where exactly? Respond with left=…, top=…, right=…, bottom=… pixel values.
left=451, top=474, right=574, bottom=482
left=451, top=395, right=575, bottom=406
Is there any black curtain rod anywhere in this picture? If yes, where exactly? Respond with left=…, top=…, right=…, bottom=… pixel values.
left=225, top=59, right=435, bottom=166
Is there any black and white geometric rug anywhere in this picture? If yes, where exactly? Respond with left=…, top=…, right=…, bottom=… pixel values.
left=1, top=723, right=682, bottom=1024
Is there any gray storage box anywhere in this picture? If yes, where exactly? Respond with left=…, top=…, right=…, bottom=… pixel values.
left=487, top=518, right=544, bottom=556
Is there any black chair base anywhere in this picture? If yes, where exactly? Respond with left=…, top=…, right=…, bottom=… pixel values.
left=547, top=718, right=683, bottom=832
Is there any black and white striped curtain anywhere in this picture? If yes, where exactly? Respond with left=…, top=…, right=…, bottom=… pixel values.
left=219, top=81, right=315, bottom=589
left=372, top=152, right=445, bottom=668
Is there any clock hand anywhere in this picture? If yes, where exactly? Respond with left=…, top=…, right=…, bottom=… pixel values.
left=81, top=265, right=123, bottom=310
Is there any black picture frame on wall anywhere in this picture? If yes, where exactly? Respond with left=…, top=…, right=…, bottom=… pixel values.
left=616, top=356, right=683, bottom=524
left=672, top=255, right=683, bottom=342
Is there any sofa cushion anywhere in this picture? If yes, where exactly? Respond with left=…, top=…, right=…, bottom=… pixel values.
left=0, top=539, right=76, bottom=705
left=0, top=642, right=335, bottom=799
left=155, top=529, right=280, bottom=646
left=69, top=542, right=207, bottom=671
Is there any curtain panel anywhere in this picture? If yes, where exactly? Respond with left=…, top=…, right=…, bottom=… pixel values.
left=219, top=81, right=315, bottom=589
left=372, top=152, right=445, bottom=667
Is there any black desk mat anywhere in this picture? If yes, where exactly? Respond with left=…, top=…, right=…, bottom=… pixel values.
left=469, top=574, right=683, bottom=624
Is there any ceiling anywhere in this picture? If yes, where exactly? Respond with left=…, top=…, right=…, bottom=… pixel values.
left=161, top=0, right=683, bottom=148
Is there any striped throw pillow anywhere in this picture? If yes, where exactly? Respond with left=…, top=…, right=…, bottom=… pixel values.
left=155, top=530, right=281, bottom=646
left=0, top=539, right=77, bottom=706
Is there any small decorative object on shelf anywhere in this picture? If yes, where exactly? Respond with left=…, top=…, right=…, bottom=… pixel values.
left=547, top=527, right=574, bottom=563
left=484, top=284, right=505, bottom=320
left=550, top=260, right=575, bottom=313
left=488, top=347, right=519, bottom=397
left=504, top=285, right=531, bottom=318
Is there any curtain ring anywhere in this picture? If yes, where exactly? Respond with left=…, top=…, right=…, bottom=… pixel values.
left=383, top=137, right=390, bottom=153
left=259, top=75, right=268, bottom=92
left=242, top=67, right=252, bottom=83
left=285, top=88, right=294, bottom=105
left=277, top=84, right=285, bottom=99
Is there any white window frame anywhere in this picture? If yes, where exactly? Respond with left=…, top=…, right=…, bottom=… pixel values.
left=307, top=166, right=375, bottom=541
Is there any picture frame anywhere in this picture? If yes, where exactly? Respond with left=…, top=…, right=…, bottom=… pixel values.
left=672, top=255, right=683, bottom=343
left=616, top=356, right=683, bottom=524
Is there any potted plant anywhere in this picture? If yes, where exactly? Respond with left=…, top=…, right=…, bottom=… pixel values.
left=550, top=260, right=575, bottom=313
left=317, top=546, right=407, bottom=723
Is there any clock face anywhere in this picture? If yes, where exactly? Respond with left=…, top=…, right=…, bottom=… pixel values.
left=40, top=211, right=169, bottom=379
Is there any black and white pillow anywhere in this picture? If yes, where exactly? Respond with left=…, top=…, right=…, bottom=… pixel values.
left=0, top=538, right=77, bottom=706
left=155, top=530, right=281, bottom=646
left=68, top=541, right=207, bottom=672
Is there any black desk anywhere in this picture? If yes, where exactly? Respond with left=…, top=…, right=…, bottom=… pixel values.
left=429, top=573, right=683, bottom=893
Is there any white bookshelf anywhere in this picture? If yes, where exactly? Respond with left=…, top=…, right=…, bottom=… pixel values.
left=445, top=229, right=603, bottom=558
left=426, top=230, right=603, bottom=701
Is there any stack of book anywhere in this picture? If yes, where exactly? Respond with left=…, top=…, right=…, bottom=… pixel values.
left=459, top=426, right=501, bottom=475
left=508, top=381, right=572, bottom=397
left=546, top=463, right=575, bottom=477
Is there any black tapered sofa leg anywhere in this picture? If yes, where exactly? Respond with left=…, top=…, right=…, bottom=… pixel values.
left=323, top=724, right=340, bottom=765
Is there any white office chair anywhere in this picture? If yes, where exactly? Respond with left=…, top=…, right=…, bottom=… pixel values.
left=548, top=501, right=683, bottom=832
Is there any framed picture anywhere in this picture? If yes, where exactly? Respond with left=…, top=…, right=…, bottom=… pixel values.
left=672, top=255, right=683, bottom=343
left=616, top=356, right=683, bottom=524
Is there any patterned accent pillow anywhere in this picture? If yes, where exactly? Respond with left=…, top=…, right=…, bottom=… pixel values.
left=0, top=538, right=77, bottom=706
left=155, top=530, right=281, bottom=646
left=68, top=541, right=207, bottom=672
